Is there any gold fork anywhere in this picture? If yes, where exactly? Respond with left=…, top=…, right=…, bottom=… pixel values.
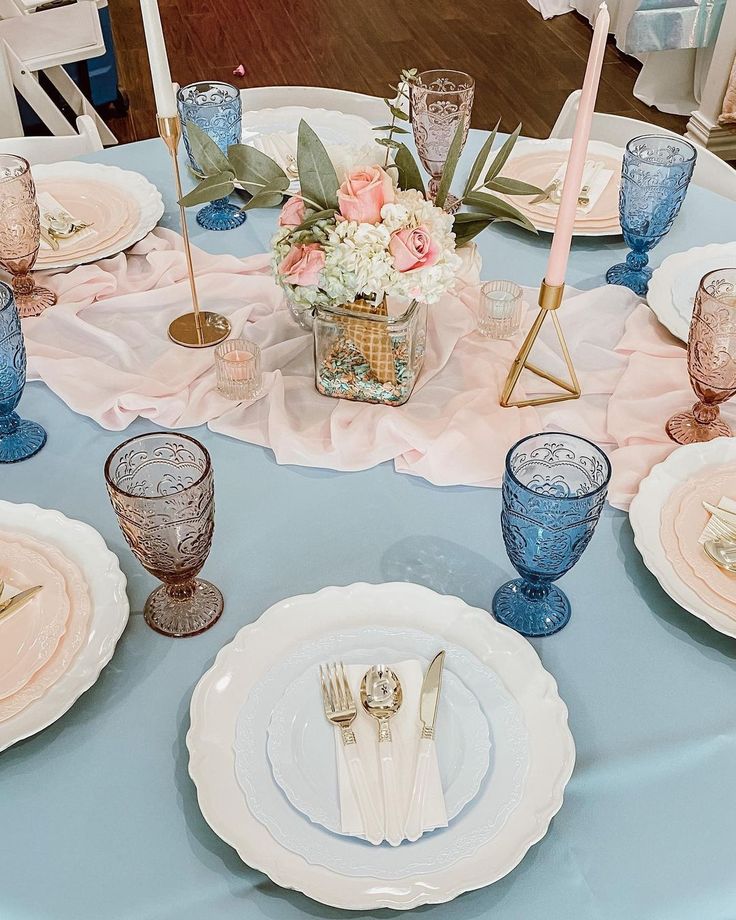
left=319, top=662, right=384, bottom=845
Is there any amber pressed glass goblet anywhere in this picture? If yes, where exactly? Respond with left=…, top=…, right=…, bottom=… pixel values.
left=666, top=268, right=736, bottom=444
left=0, top=155, right=57, bottom=317
left=104, top=432, right=223, bottom=637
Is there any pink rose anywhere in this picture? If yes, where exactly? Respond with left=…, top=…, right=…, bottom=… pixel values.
left=278, top=242, right=325, bottom=287
left=337, top=166, right=395, bottom=224
left=389, top=226, right=440, bottom=273
left=278, top=195, right=305, bottom=227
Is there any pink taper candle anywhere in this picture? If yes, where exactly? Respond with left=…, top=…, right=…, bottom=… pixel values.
left=545, top=2, right=610, bottom=287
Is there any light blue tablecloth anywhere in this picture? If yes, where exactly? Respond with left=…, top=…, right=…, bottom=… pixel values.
left=1, top=131, right=736, bottom=920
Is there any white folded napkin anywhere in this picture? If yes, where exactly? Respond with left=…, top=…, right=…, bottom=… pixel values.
left=699, top=496, right=736, bottom=544
left=335, top=660, right=448, bottom=842
left=538, top=159, right=613, bottom=216
left=37, top=191, right=96, bottom=252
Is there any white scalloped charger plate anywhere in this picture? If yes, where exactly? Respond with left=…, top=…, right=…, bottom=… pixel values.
left=647, top=242, right=736, bottom=343
left=31, top=162, right=164, bottom=271
left=0, top=501, right=129, bottom=752
left=629, top=438, right=736, bottom=639
left=265, top=638, right=492, bottom=839
left=187, top=582, right=575, bottom=910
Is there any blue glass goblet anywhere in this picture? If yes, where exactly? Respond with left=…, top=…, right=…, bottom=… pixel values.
left=0, top=280, right=46, bottom=463
left=493, top=432, right=611, bottom=637
left=606, top=135, right=696, bottom=296
left=177, top=81, right=246, bottom=232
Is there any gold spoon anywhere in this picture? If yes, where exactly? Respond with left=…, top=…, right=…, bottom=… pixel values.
left=704, top=538, right=736, bottom=573
left=360, top=665, right=404, bottom=846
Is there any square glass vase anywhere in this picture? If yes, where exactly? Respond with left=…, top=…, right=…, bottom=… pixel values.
left=313, top=296, right=427, bottom=406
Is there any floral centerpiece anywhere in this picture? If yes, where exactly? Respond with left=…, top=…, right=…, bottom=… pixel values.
left=180, top=74, right=541, bottom=405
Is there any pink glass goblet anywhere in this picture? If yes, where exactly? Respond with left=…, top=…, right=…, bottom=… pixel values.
left=666, top=268, right=736, bottom=444
left=409, top=70, right=474, bottom=213
left=0, top=155, right=57, bottom=317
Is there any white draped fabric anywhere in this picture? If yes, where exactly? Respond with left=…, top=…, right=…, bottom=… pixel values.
left=526, top=0, right=712, bottom=116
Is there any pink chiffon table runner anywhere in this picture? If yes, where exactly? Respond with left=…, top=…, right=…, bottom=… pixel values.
left=26, top=228, right=728, bottom=511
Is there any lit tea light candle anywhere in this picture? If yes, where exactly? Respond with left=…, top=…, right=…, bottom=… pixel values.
left=222, top=349, right=254, bottom=380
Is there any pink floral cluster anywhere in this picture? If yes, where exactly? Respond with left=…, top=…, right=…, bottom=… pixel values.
left=277, top=166, right=440, bottom=288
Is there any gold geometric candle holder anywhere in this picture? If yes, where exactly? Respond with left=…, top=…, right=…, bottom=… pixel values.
left=500, top=279, right=581, bottom=409
left=156, top=114, right=231, bottom=348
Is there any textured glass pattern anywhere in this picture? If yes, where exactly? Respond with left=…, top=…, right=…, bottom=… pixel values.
left=105, top=432, right=223, bottom=637
left=667, top=268, right=736, bottom=444
left=177, top=81, right=246, bottom=232
left=215, top=338, right=262, bottom=401
left=410, top=70, right=474, bottom=211
left=606, top=135, right=696, bottom=296
left=0, top=155, right=56, bottom=317
left=478, top=280, right=523, bottom=339
left=493, top=433, right=610, bottom=637
left=0, top=281, right=46, bottom=462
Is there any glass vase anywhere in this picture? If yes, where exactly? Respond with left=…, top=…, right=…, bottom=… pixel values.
left=313, top=296, right=426, bottom=406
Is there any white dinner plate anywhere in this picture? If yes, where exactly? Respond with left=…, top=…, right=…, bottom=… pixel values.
left=188, top=582, right=574, bottom=910
left=31, top=162, right=164, bottom=271
left=630, top=438, right=736, bottom=639
left=248, top=628, right=518, bottom=877
left=0, top=501, right=129, bottom=752
left=647, top=242, right=736, bottom=343
left=265, top=640, right=492, bottom=839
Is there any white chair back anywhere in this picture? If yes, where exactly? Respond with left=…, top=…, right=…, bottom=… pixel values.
left=550, top=90, right=736, bottom=203
left=240, top=86, right=387, bottom=125
left=0, top=114, right=102, bottom=163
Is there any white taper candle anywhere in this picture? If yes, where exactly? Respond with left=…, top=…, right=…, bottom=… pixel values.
left=139, top=0, right=177, bottom=118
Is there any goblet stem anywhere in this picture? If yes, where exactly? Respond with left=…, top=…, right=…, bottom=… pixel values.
left=427, top=177, right=460, bottom=214
left=518, top=579, right=551, bottom=601
left=692, top=400, right=720, bottom=426
left=10, top=271, right=57, bottom=318
left=11, top=272, right=34, bottom=297
left=166, top=578, right=198, bottom=600
left=0, top=412, right=19, bottom=436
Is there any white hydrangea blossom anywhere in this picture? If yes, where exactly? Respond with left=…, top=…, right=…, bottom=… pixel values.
left=271, top=183, right=462, bottom=309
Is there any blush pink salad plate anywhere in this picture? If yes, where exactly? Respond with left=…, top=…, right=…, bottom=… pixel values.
left=0, top=501, right=128, bottom=752
left=0, top=535, right=69, bottom=700
left=630, top=438, right=736, bottom=640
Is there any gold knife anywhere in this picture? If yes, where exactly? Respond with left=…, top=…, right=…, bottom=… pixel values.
left=404, top=650, right=445, bottom=842
left=0, top=585, right=43, bottom=623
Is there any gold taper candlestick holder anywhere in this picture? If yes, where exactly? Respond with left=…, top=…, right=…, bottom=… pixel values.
left=156, top=114, right=231, bottom=348
left=500, top=279, right=581, bottom=408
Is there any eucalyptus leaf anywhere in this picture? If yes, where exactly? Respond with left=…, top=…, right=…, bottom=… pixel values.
left=239, top=176, right=290, bottom=211
left=394, top=143, right=425, bottom=195
left=452, top=212, right=495, bottom=246
left=227, top=144, right=289, bottom=195
left=434, top=118, right=466, bottom=209
left=485, top=176, right=544, bottom=197
left=373, top=125, right=410, bottom=134
left=388, top=104, right=409, bottom=121
left=297, top=120, right=339, bottom=210
left=465, top=190, right=537, bottom=233
left=185, top=122, right=232, bottom=177
left=462, top=118, right=499, bottom=197
left=295, top=208, right=337, bottom=230
left=178, top=171, right=235, bottom=208
left=375, top=137, right=402, bottom=149
left=484, top=123, right=521, bottom=184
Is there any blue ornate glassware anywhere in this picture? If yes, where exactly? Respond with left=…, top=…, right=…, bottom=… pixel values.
left=0, top=280, right=46, bottom=463
left=493, top=433, right=611, bottom=637
left=177, top=81, right=246, bottom=232
left=606, top=135, right=696, bottom=296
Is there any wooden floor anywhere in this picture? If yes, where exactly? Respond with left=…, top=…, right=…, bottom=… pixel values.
left=105, top=0, right=688, bottom=144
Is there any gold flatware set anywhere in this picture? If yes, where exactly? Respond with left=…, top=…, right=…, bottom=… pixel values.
left=0, top=579, right=43, bottom=624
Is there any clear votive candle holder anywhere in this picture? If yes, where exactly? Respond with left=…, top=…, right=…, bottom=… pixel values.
left=215, top=338, right=262, bottom=401
left=478, top=280, right=523, bottom=339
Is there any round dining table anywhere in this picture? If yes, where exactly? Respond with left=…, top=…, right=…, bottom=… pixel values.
left=1, top=125, right=736, bottom=920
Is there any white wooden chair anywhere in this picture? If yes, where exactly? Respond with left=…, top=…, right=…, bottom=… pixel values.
left=0, top=114, right=102, bottom=163
left=240, top=86, right=388, bottom=124
left=550, top=90, right=736, bottom=202
left=0, top=0, right=116, bottom=144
